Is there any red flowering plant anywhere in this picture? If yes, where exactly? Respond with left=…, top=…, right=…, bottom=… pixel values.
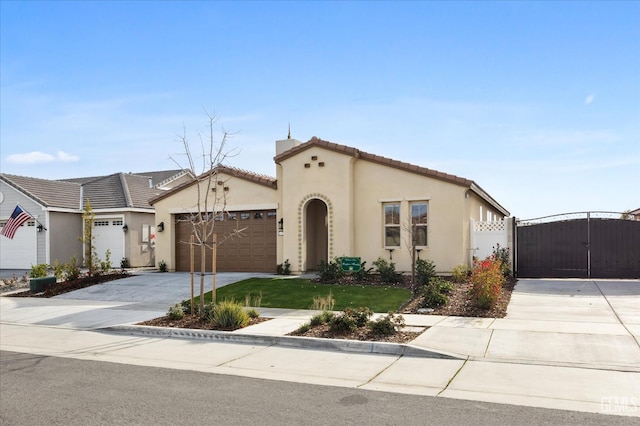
left=469, top=255, right=505, bottom=309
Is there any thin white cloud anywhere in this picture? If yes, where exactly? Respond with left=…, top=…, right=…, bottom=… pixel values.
left=513, top=129, right=617, bottom=147
left=6, top=150, right=79, bottom=164
left=585, top=94, right=595, bottom=105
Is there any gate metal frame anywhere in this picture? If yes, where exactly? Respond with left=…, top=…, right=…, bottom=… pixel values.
left=515, top=211, right=640, bottom=279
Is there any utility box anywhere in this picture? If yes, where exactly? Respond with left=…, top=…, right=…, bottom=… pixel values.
left=30, top=276, right=57, bottom=293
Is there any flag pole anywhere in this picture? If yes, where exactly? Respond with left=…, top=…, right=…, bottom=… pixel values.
left=16, top=203, right=48, bottom=231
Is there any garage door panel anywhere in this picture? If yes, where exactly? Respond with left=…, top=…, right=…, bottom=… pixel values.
left=0, top=221, right=37, bottom=269
left=175, top=210, right=276, bottom=272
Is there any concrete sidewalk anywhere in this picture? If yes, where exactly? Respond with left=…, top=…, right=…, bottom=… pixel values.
left=1, top=277, right=639, bottom=417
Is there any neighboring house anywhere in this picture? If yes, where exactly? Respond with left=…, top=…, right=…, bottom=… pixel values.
left=152, top=137, right=509, bottom=274
left=0, top=170, right=189, bottom=269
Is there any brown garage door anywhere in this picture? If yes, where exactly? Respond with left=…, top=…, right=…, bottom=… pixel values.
left=175, top=210, right=277, bottom=272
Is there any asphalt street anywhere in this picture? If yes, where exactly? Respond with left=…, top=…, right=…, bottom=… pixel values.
left=0, top=350, right=630, bottom=426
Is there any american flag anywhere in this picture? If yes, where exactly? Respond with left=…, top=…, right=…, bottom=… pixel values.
left=1, top=205, right=32, bottom=239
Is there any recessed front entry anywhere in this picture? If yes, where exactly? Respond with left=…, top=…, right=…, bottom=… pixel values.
left=305, top=199, right=328, bottom=270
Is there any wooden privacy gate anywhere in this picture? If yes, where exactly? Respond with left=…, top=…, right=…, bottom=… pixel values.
left=516, top=212, right=640, bottom=279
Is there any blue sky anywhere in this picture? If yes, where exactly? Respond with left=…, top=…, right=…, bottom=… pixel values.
left=1, top=1, right=638, bottom=219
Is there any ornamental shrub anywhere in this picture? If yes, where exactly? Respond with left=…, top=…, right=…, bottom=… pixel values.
left=30, top=263, right=49, bottom=279
left=422, top=277, right=453, bottom=308
left=167, top=303, right=185, bottom=320
left=451, top=264, right=470, bottom=283
left=368, top=312, right=405, bottom=336
left=277, top=259, right=291, bottom=275
left=373, top=258, right=402, bottom=284
left=415, top=258, right=436, bottom=285
left=210, top=300, right=249, bottom=330
left=492, top=244, right=512, bottom=277
left=317, top=258, right=344, bottom=282
left=469, top=257, right=505, bottom=309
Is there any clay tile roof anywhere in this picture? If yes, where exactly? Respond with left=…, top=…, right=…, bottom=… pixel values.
left=274, top=137, right=474, bottom=187
left=0, top=173, right=81, bottom=209
left=274, top=137, right=508, bottom=215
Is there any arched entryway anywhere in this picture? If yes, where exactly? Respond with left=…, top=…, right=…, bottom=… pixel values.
left=305, top=198, right=328, bottom=270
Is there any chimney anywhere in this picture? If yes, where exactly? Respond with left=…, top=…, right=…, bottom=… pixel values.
left=275, top=124, right=301, bottom=156
left=148, top=178, right=153, bottom=188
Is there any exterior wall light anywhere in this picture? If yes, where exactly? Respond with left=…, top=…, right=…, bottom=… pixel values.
left=158, top=222, right=165, bottom=232
left=122, top=224, right=128, bottom=233
left=278, top=218, right=284, bottom=236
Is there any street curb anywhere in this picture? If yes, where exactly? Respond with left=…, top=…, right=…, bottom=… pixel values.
left=101, top=325, right=463, bottom=360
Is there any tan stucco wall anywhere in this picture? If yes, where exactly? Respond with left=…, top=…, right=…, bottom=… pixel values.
left=277, top=146, right=508, bottom=274
left=277, top=148, right=471, bottom=274
left=277, top=147, right=354, bottom=272
left=153, top=172, right=278, bottom=271
left=123, top=212, right=156, bottom=267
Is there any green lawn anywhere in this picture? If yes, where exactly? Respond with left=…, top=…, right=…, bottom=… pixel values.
left=194, top=278, right=412, bottom=312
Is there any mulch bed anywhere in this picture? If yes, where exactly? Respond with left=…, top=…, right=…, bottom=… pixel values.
left=288, top=323, right=422, bottom=344
left=4, top=272, right=130, bottom=298
left=401, top=277, right=517, bottom=318
left=138, top=314, right=270, bottom=330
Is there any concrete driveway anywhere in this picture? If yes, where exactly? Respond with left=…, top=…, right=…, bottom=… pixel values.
left=0, top=271, right=275, bottom=329
left=54, top=271, right=274, bottom=305
left=411, top=279, right=640, bottom=370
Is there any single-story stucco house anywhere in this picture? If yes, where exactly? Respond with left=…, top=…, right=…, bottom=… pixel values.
left=0, top=170, right=190, bottom=269
left=151, top=137, right=510, bottom=274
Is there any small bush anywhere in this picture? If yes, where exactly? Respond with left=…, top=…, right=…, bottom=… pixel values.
left=328, top=312, right=358, bottom=333
left=30, top=264, right=49, bottom=279
left=415, top=258, right=436, bottom=285
left=211, top=300, right=250, bottom=330
left=492, top=244, right=512, bottom=277
left=99, top=250, right=112, bottom=275
left=352, top=261, right=374, bottom=281
left=310, top=290, right=335, bottom=311
left=328, top=307, right=373, bottom=333
left=317, top=259, right=345, bottom=282
left=167, top=304, right=185, bottom=320
left=63, top=257, right=81, bottom=281
left=120, top=257, right=130, bottom=269
left=310, top=311, right=334, bottom=326
left=423, top=286, right=448, bottom=307
left=373, top=258, right=402, bottom=284
left=369, top=313, right=405, bottom=335
left=158, top=260, right=168, bottom=273
left=245, top=308, right=260, bottom=319
left=469, top=257, right=505, bottom=309
left=451, top=264, right=470, bottom=283
left=344, top=307, right=373, bottom=327
left=422, top=277, right=454, bottom=308
left=296, top=323, right=311, bottom=333
left=276, top=259, right=291, bottom=275
left=51, top=260, right=65, bottom=281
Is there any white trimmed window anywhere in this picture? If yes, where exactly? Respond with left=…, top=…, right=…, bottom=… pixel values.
left=411, top=202, right=428, bottom=247
left=383, top=203, right=401, bottom=247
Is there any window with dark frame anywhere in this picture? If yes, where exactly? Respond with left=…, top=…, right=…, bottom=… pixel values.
left=384, top=203, right=401, bottom=247
left=411, top=202, right=428, bottom=247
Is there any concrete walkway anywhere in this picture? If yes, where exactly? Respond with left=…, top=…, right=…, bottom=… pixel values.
left=1, top=275, right=639, bottom=417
